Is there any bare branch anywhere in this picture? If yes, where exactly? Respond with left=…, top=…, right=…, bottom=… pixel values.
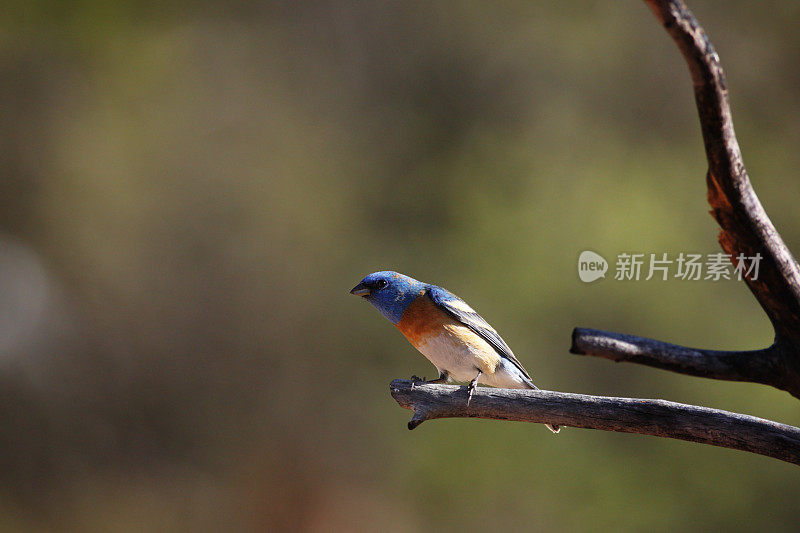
left=572, top=0, right=800, bottom=394
left=570, top=327, right=786, bottom=390
left=390, top=380, right=800, bottom=466
left=644, top=0, right=800, bottom=342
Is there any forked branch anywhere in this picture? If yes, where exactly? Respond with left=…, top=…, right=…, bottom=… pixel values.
left=572, top=0, right=800, bottom=397
left=391, top=380, right=800, bottom=466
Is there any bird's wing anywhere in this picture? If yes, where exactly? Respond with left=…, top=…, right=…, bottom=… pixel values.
left=428, top=285, right=532, bottom=380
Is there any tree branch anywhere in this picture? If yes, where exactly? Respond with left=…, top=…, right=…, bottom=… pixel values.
left=570, top=328, right=784, bottom=389
left=573, top=0, right=800, bottom=395
left=645, top=0, right=800, bottom=343
left=390, top=380, right=800, bottom=466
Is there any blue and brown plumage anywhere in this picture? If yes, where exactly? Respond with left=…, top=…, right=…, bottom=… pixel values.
left=350, top=271, right=560, bottom=433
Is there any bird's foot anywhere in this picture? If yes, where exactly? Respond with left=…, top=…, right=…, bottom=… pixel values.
left=466, top=371, right=482, bottom=406
left=410, top=374, right=448, bottom=390
left=466, top=383, right=476, bottom=406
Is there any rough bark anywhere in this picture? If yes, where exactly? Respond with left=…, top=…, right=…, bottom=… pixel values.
left=391, top=380, right=800, bottom=466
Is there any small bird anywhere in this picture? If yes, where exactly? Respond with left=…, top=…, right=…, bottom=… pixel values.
left=350, top=271, right=560, bottom=433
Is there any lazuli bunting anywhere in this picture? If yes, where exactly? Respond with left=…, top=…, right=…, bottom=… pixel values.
left=350, top=271, right=560, bottom=433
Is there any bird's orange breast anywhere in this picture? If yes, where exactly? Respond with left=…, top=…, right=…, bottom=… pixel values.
left=396, top=294, right=453, bottom=347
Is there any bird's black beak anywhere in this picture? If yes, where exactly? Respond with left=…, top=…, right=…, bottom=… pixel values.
left=350, top=282, right=371, bottom=297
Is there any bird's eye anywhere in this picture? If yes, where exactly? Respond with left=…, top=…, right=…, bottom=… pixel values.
left=376, top=279, right=388, bottom=289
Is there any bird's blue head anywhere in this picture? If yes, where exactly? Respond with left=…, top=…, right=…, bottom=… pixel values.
left=350, top=271, right=427, bottom=324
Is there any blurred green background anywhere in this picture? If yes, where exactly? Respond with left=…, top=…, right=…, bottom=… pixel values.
left=2, top=0, right=800, bottom=531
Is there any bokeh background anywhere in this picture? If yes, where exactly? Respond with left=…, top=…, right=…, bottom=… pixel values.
left=2, top=1, right=800, bottom=531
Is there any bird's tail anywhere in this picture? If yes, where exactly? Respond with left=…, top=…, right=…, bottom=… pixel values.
left=523, top=379, right=561, bottom=434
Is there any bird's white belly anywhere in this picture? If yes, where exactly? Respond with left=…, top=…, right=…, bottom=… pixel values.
left=414, top=328, right=527, bottom=388
left=415, top=333, right=481, bottom=382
